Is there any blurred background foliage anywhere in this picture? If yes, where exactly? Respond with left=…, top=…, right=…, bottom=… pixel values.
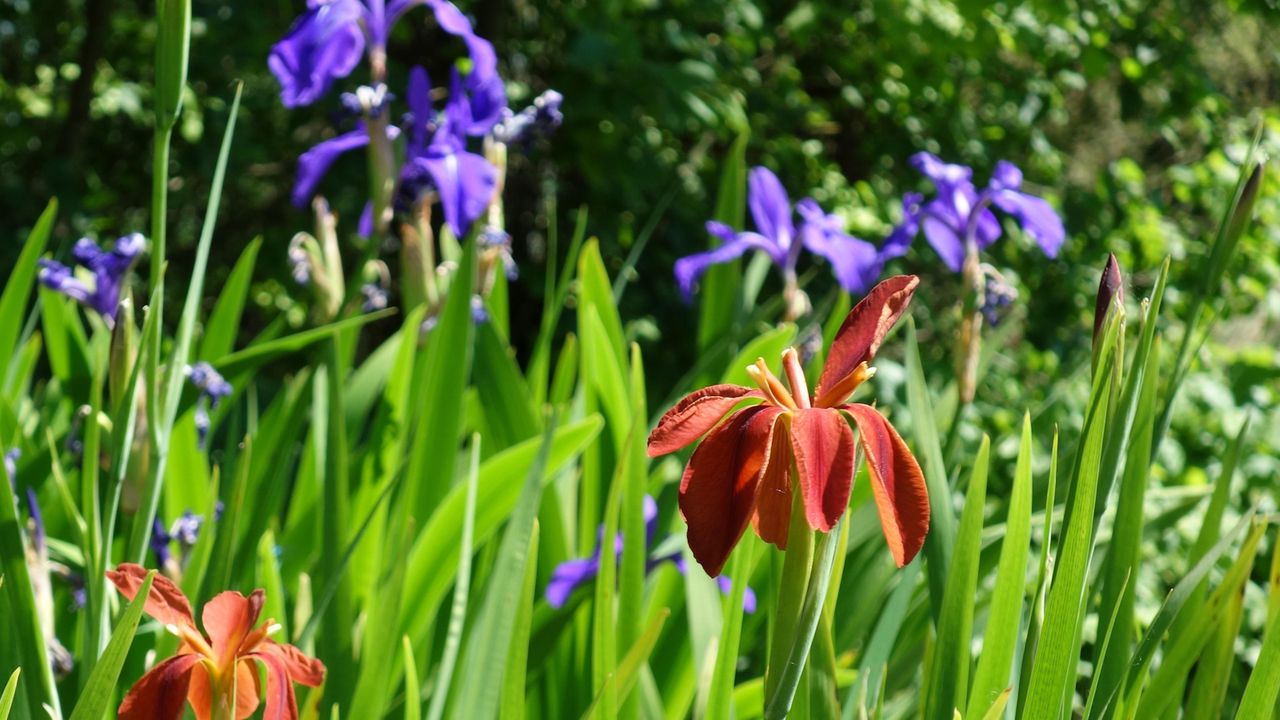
left=2, top=0, right=1278, bottom=514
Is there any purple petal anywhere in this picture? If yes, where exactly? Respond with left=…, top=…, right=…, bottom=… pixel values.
left=921, top=209, right=966, bottom=273
left=37, top=260, right=92, bottom=305
left=675, top=223, right=773, bottom=300
left=883, top=192, right=923, bottom=260
left=268, top=0, right=367, bottom=108
left=465, top=69, right=507, bottom=136
left=989, top=160, right=1024, bottom=191
left=747, top=166, right=794, bottom=250
left=293, top=126, right=372, bottom=208
left=910, top=151, right=973, bottom=189
left=406, top=65, right=433, bottom=156
left=992, top=190, right=1065, bottom=258
left=545, top=558, right=599, bottom=608
left=797, top=199, right=884, bottom=295
left=418, top=140, right=498, bottom=237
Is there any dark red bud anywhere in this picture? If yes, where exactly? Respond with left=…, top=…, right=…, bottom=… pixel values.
left=1094, top=253, right=1124, bottom=342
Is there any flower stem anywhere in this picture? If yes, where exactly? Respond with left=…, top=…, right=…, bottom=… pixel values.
left=764, top=490, right=814, bottom=703
left=763, top=518, right=842, bottom=720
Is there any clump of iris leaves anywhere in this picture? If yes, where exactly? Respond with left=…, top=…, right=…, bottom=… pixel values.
left=0, top=3, right=1276, bottom=720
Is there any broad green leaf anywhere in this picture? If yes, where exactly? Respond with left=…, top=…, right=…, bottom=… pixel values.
left=475, top=321, right=541, bottom=450
left=211, top=308, right=396, bottom=378
left=979, top=689, right=1011, bottom=720
left=453, top=418, right=556, bottom=720
left=499, top=523, right=540, bottom=720
left=1022, top=310, right=1121, bottom=718
left=68, top=571, right=155, bottom=720
left=718, top=323, right=796, bottom=387
left=404, top=636, right=422, bottom=720
left=697, top=129, right=749, bottom=357
left=0, top=199, right=55, bottom=388
left=707, top=537, right=761, bottom=719
left=198, top=235, right=261, bottom=360
left=578, top=240, right=626, bottom=364
left=967, top=414, right=1033, bottom=718
left=1236, top=596, right=1280, bottom=717
left=925, top=435, right=989, bottom=720
left=400, top=416, right=602, bottom=641
left=905, top=317, right=956, bottom=621
left=581, top=609, right=671, bottom=720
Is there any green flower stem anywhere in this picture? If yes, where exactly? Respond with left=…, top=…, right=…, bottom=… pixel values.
left=764, top=491, right=814, bottom=703
left=149, top=125, right=171, bottom=295
left=764, top=518, right=842, bottom=720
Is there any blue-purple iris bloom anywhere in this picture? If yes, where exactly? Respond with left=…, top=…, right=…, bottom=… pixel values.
left=676, top=167, right=905, bottom=300
left=269, top=0, right=503, bottom=112
left=38, top=233, right=145, bottom=325
left=546, top=496, right=758, bottom=612
left=892, top=152, right=1065, bottom=272
left=187, top=362, right=233, bottom=449
left=396, top=66, right=500, bottom=236
left=493, top=89, right=564, bottom=148
left=151, top=509, right=211, bottom=568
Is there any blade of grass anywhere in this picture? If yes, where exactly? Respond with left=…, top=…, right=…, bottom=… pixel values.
left=0, top=668, right=18, bottom=720
left=925, top=435, right=989, bottom=720
left=0, top=199, right=56, bottom=388
left=425, top=437, right=481, bottom=720
left=68, top=571, right=155, bottom=720
left=581, top=609, right=672, bottom=720
left=499, top=522, right=540, bottom=720
left=452, top=416, right=557, bottom=720
left=905, top=317, right=956, bottom=623
left=967, top=414, right=1033, bottom=718
left=198, top=236, right=261, bottom=360
left=129, top=82, right=243, bottom=565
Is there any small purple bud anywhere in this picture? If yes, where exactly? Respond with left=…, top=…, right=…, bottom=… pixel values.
left=1094, top=253, right=1124, bottom=342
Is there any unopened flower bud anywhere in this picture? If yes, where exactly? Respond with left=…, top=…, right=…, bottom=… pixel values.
left=1093, top=253, right=1125, bottom=344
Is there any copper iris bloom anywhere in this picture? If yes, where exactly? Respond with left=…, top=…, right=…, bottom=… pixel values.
left=648, top=275, right=930, bottom=575
left=269, top=0, right=501, bottom=110
left=108, top=563, right=325, bottom=720
left=676, top=167, right=905, bottom=300
left=38, top=233, right=144, bottom=326
left=893, top=152, right=1065, bottom=272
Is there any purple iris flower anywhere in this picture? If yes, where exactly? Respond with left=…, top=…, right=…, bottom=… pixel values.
left=151, top=510, right=208, bottom=568
left=494, top=89, right=564, bottom=147
left=676, top=167, right=898, bottom=300
left=270, top=0, right=503, bottom=111
left=397, top=66, right=499, bottom=237
left=38, top=233, right=145, bottom=325
left=546, top=495, right=758, bottom=612
left=292, top=122, right=401, bottom=208
left=150, top=518, right=174, bottom=567
left=187, top=362, right=232, bottom=449
left=892, top=152, right=1065, bottom=272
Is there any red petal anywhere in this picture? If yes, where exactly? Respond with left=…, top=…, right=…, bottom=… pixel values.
left=789, top=408, right=855, bottom=532
left=752, top=417, right=793, bottom=549
left=236, top=659, right=263, bottom=719
left=107, top=563, right=196, bottom=629
left=186, top=663, right=213, bottom=720
left=647, top=384, right=762, bottom=457
left=118, top=653, right=202, bottom=720
left=846, top=404, right=930, bottom=567
left=815, top=275, right=919, bottom=402
left=202, top=590, right=265, bottom=665
left=678, top=406, right=780, bottom=575
left=261, top=641, right=326, bottom=687
left=250, top=651, right=301, bottom=720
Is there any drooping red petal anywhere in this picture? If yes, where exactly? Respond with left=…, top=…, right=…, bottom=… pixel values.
left=647, top=384, right=763, bottom=457
left=236, top=659, right=263, bottom=719
left=678, top=406, right=780, bottom=575
left=260, top=641, right=326, bottom=687
left=845, top=404, right=930, bottom=567
left=815, top=275, right=919, bottom=403
left=752, top=416, right=793, bottom=549
left=107, top=563, right=196, bottom=630
left=251, top=651, right=301, bottom=720
left=789, top=408, right=856, bottom=532
left=118, top=653, right=202, bottom=720
left=202, top=590, right=265, bottom=666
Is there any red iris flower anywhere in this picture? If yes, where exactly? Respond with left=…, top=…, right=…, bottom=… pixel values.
left=648, top=275, right=930, bottom=575
left=107, top=563, right=325, bottom=720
